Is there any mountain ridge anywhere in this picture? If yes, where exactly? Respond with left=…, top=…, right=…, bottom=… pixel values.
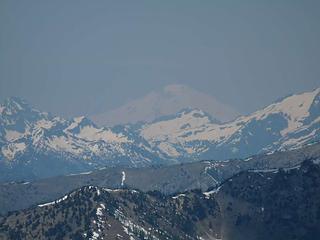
left=140, top=87, right=320, bottom=159
left=1, top=158, right=319, bottom=240
left=0, top=87, right=319, bottom=181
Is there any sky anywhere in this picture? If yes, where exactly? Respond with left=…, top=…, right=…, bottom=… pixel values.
left=0, top=0, right=319, bottom=118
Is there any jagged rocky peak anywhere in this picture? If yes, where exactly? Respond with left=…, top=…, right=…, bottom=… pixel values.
left=65, top=116, right=97, bottom=133
left=1, top=97, right=29, bottom=113
left=0, top=97, right=40, bottom=120
left=73, top=116, right=96, bottom=127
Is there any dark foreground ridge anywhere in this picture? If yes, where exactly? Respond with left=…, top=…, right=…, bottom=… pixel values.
left=1, top=160, right=319, bottom=240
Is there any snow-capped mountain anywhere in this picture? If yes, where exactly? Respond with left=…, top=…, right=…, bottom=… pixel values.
left=0, top=87, right=319, bottom=181
left=0, top=98, right=165, bottom=181
left=140, top=87, right=320, bottom=160
left=91, top=84, right=239, bottom=126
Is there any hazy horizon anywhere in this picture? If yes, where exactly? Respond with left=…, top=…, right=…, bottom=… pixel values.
left=1, top=1, right=320, bottom=118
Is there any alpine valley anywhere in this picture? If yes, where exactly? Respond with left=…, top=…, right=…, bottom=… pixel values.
left=0, top=88, right=320, bottom=182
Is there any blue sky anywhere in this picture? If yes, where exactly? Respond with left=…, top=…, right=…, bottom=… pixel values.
left=0, top=0, right=319, bottom=117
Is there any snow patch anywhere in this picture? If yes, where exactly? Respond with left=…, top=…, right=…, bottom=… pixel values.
left=114, top=208, right=159, bottom=240
left=96, top=204, right=105, bottom=217
left=5, top=130, right=24, bottom=142
left=35, top=119, right=54, bottom=130
left=172, top=193, right=186, bottom=199
left=2, top=142, right=27, bottom=160
left=203, top=186, right=221, bottom=198
left=47, top=136, right=83, bottom=155
left=90, top=231, right=100, bottom=240
left=77, top=126, right=129, bottom=143
left=38, top=194, right=68, bottom=207
left=158, top=142, right=180, bottom=157
left=121, top=171, right=126, bottom=187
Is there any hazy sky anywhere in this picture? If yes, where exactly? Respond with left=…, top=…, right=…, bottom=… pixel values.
left=0, top=0, right=319, bottom=117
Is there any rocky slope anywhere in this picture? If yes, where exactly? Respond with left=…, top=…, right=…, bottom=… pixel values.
left=0, top=186, right=222, bottom=240
left=214, top=160, right=320, bottom=240
left=1, top=159, right=319, bottom=240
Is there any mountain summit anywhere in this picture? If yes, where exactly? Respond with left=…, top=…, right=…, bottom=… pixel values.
left=140, top=87, right=320, bottom=159
left=91, top=84, right=239, bottom=126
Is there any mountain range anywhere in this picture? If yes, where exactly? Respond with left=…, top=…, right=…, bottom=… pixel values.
left=0, top=87, right=319, bottom=181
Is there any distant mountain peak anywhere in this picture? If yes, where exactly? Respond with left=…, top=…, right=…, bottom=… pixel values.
left=65, top=116, right=98, bottom=135
left=163, top=83, right=191, bottom=94
left=4, top=96, right=27, bottom=105
left=92, top=84, right=239, bottom=126
left=1, top=97, right=31, bottom=114
left=72, top=116, right=96, bottom=128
